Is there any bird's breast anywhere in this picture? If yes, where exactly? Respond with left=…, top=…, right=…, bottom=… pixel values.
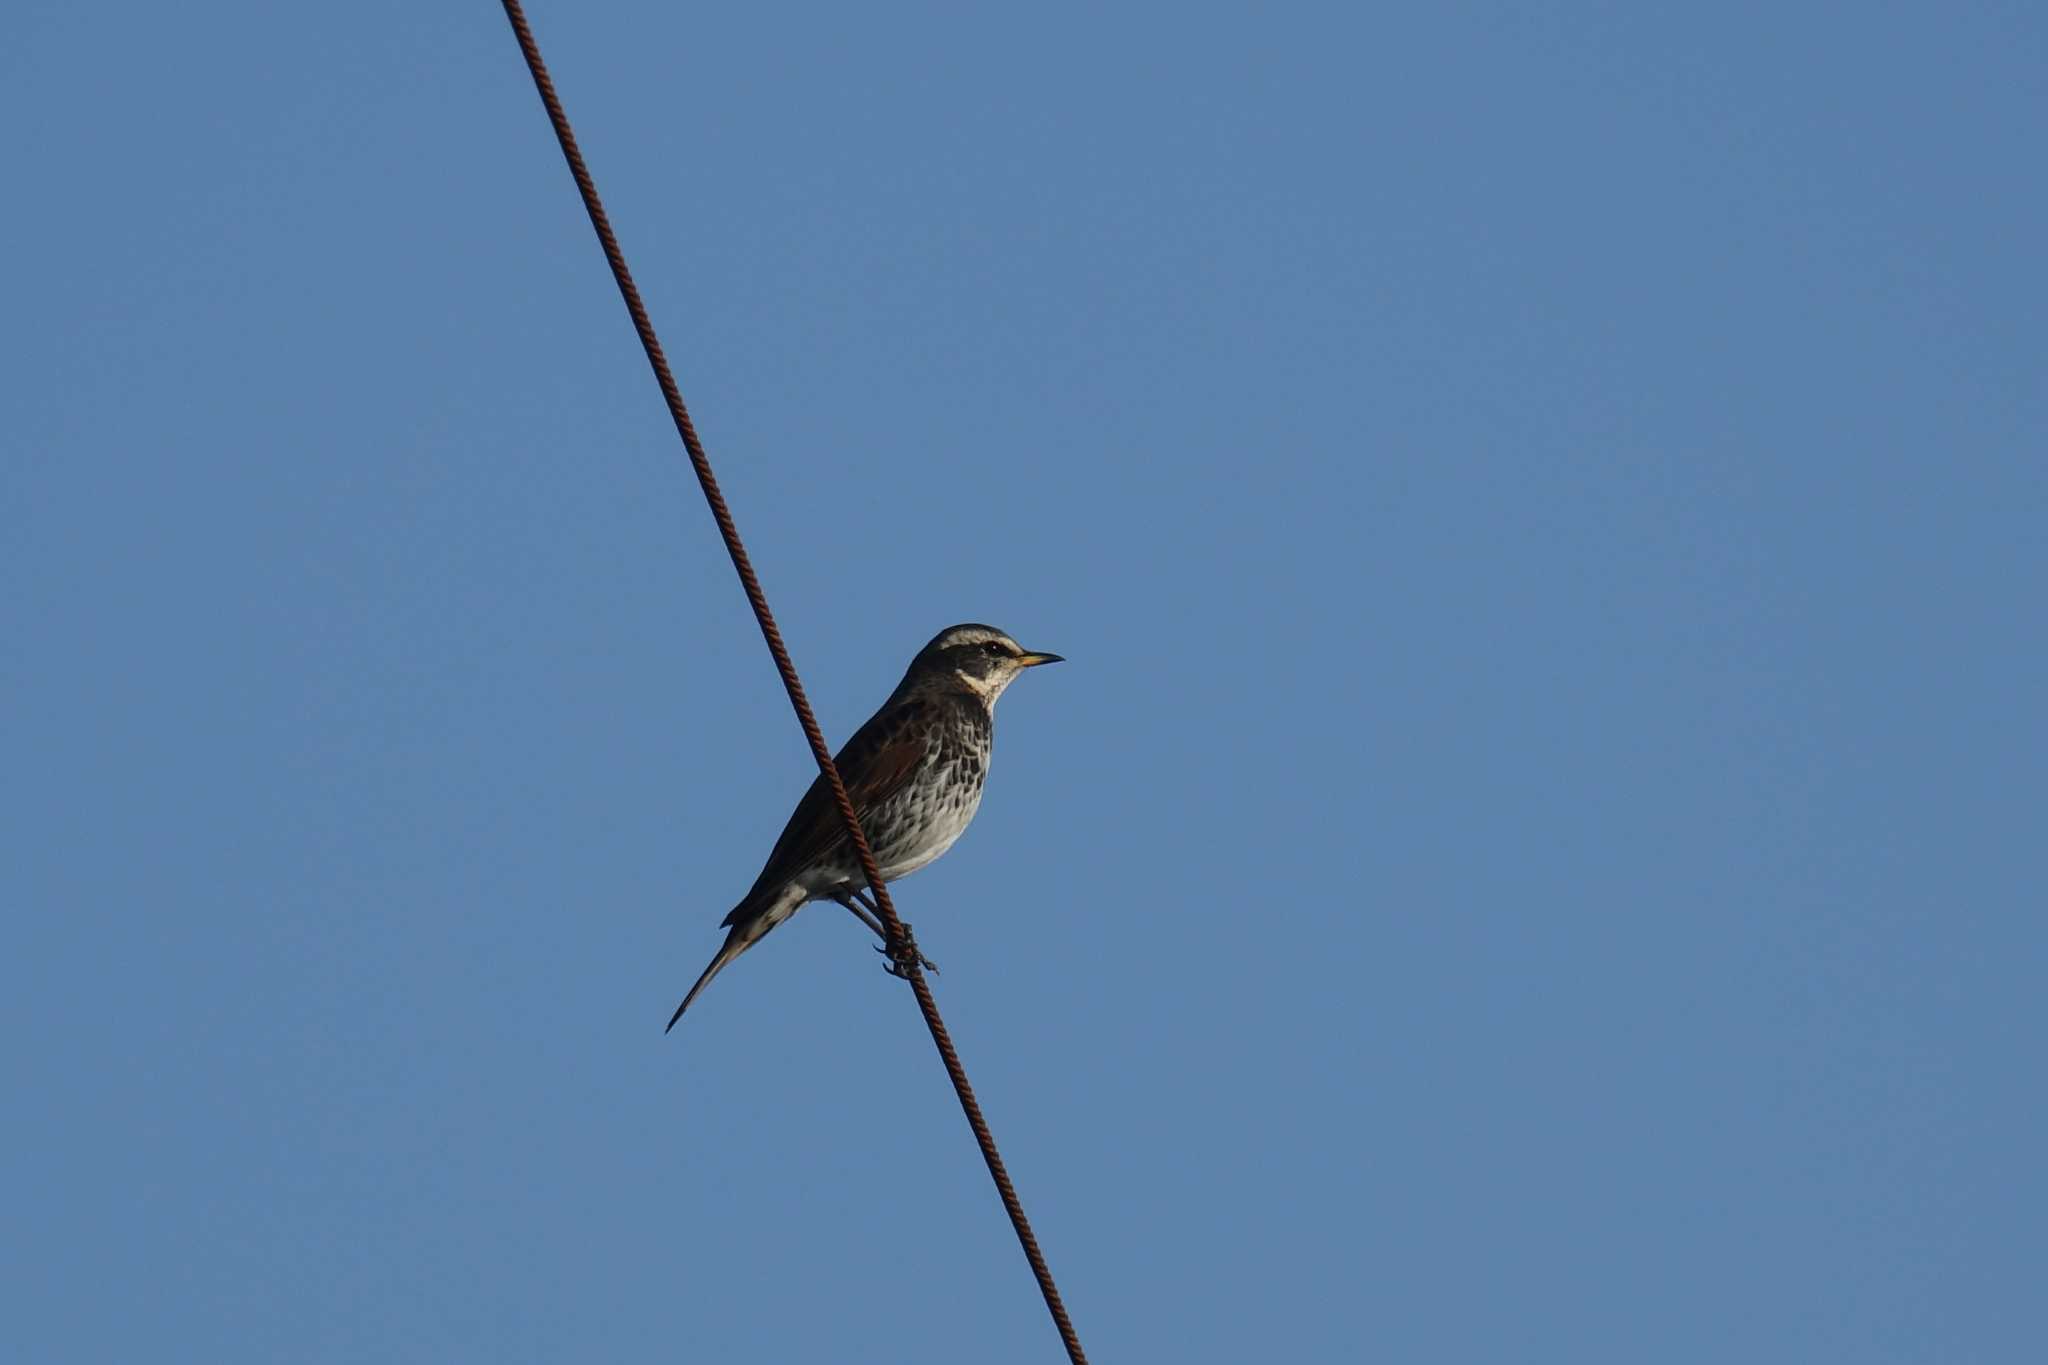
left=869, top=731, right=990, bottom=881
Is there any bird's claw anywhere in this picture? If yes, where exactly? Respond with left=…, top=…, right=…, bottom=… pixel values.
left=874, top=923, right=938, bottom=977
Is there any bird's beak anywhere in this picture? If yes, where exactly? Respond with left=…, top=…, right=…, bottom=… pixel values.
left=1017, top=651, right=1064, bottom=667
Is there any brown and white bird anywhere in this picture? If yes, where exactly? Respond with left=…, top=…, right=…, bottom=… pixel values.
left=666, top=624, right=1062, bottom=1030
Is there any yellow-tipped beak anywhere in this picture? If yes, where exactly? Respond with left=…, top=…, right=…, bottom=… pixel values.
left=1017, top=651, right=1064, bottom=667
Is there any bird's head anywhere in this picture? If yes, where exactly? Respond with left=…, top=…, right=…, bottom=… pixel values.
left=905, top=623, right=1063, bottom=707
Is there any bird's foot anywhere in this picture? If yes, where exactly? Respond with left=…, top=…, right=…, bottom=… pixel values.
left=875, top=923, right=938, bottom=977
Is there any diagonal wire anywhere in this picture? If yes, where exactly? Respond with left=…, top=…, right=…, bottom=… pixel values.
left=496, top=5, right=1088, bottom=1361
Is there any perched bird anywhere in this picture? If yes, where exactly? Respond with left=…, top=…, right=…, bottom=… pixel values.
left=666, top=624, right=1062, bottom=1029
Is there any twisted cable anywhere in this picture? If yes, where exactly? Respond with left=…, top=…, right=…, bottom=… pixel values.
left=497, top=6, right=1088, bottom=1361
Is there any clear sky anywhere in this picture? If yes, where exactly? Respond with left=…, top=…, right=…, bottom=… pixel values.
left=6, top=3, right=2043, bottom=1361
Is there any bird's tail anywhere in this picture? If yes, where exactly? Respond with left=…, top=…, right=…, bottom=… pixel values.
left=665, top=884, right=805, bottom=1032
left=665, top=931, right=745, bottom=1032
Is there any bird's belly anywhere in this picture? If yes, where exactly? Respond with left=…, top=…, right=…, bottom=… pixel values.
left=874, top=782, right=984, bottom=881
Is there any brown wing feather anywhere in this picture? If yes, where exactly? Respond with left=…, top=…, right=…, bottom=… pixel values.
left=722, top=699, right=932, bottom=926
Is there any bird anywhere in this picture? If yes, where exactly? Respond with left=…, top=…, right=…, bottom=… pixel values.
left=666, top=623, right=1063, bottom=1030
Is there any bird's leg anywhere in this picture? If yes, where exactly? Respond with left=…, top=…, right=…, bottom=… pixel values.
left=832, top=889, right=888, bottom=940
left=832, top=887, right=939, bottom=975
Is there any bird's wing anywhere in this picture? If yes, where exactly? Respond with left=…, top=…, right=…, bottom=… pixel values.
left=723, top=699, right=932, bottom=926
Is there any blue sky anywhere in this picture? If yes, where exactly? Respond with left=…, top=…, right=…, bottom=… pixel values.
left=5, top=3, right=2043, bottom=1361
